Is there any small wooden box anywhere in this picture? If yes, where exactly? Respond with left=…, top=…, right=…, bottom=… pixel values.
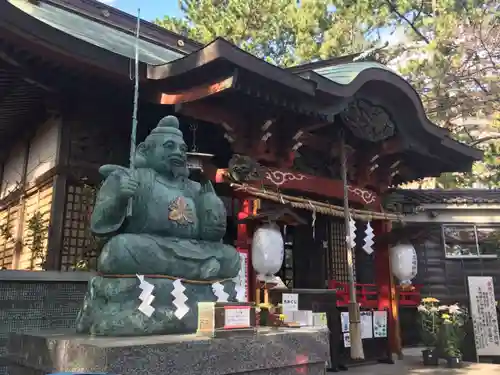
left=197, top=302, right=256, bottom=338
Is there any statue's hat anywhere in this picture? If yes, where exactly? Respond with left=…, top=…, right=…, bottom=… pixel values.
left=149, top=115, right=183, bottom=138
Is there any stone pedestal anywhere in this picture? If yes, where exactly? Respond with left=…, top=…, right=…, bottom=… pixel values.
left=6, top=328, right=329, bottom=375
left=76, top=276, right=237, bottom=336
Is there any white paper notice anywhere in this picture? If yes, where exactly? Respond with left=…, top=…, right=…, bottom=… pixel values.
left=293, top=310, right=314, bottom=326
left=373, top=310, right=388, bottom=338
left=224, top=307, right=251, bottom=329
left=282, top=293, right=299, bottom=311
left=340, top=311, right=349, bottom=333
left=282, top=293, right=299, bottom=322
left=468, top=276, right=500, bottom=356
left=313, top=312, right=328, bottom=328
left=360, top=311, right=373, bottom=339
left=343, top=332, right=351, bottom=348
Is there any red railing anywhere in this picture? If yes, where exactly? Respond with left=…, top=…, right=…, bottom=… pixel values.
left=328, top=280, right=422, bottom=308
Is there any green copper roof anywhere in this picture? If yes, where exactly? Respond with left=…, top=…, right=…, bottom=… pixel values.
left=314, top=62, right=395, bottom=85
left=9, top=0, right=182, bottom=65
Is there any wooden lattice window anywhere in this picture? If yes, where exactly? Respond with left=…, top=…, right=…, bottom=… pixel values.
left=61, top=184, right=99, bottom=271
left=328, top=218, right=356, bottom=283
left=280, top=225, right=294, bottom=288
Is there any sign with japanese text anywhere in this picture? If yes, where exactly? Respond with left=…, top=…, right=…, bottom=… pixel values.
left=468, top=276, right=500, bottom=356
left=224, top=305, right=251, bottom=329
left=373, top=310, right=388, bottom=338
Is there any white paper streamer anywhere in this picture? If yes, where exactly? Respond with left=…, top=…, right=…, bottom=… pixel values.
left=363, top=221, right=374, bottom=255
left=171, top=279, right=189, bottom=319
left=212, top=282, right=229, bottom=302
left=232, top=252, right=247, bottom=302
left=233, top=273, right=245, bottom=302
left=234, top=284, right=245, bottom=302
left=136, top=274, right=155, bottom=317
left=346, top=216, right=356, bottom=249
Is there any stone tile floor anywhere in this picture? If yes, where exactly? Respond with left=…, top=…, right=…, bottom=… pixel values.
left=345, top=347, right=500, bottom=375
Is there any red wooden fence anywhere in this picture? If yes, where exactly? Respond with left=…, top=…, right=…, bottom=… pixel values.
left=328, top=280, right=422, bottom=308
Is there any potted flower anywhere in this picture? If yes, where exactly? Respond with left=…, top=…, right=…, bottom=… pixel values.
left=437, top=304, right=468, bottom=368
left=257, top=303, right=288, bottom=327
left=256, top=303, right=273, bottom=326
left=417, top=297, right=440, bottom=366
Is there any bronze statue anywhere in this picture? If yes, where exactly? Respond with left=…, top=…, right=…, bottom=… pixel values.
left=76, top=116, right=240, bottom=336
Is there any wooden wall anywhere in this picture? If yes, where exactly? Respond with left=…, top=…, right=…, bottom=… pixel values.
left=0, top=118, right=59, bottom=269
left=17, top=183, right=53, bottom=270
left=0, top=182, right=53, bottom=270
left=413, top=226, right=500, bottom=303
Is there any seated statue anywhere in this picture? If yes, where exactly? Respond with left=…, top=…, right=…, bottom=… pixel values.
left=91, top=115, right=239, bottom=279
left=76, top=116, right=241, bottom=336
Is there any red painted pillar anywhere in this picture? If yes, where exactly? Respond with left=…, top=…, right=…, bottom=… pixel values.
left=236, top=199, right=252, bottom=302
left=373, top=220, right=401, bottom=357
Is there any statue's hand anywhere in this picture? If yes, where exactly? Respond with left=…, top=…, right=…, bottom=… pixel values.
left=118, top=173, right=139, bottom=199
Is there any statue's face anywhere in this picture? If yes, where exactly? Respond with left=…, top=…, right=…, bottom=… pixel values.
left=147, top=135, right=189, bottom=178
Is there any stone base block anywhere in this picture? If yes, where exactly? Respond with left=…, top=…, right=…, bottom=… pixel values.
left=76, top=276, right=237, bottom=336
left=7, top=328, right=329, bottom=375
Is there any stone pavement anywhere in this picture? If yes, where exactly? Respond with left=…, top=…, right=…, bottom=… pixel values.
left=345, top=347, right=500, bottom=375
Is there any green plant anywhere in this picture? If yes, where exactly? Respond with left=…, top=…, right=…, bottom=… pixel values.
left=72, top=259, right=90, bottom=271
left=26, top=211, right=48, bottom=270
left=417, top=297, right=441, bottom=348
left=0, top=223, right=13, bottom=242
left=438, top=305, right=468, bottom=359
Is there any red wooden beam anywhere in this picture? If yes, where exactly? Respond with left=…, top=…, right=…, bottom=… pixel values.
left=212, top=167, right=380, bottom=208
left=160, top=75, right=235, bottom=105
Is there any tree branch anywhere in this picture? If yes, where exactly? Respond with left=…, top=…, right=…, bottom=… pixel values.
left=383, top=0, right=430, bottom=44
left=470, top=135, right=500, bottom=146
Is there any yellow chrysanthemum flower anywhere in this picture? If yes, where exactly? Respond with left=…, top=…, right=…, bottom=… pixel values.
left=422, top=297, right=440, bottom=303
left=441, top=313, right=450, bottom=320
left=258, top=303, right=273, bottom=309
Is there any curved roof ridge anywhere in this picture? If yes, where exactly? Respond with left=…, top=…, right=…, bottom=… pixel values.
left=303, top=63, right=481, bottom=160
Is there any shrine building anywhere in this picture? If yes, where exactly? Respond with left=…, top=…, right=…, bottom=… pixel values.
left=0, top=0, right=482, bottom=361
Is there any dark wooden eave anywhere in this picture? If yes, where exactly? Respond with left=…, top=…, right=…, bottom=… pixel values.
left=0, top=0, right=198, bottom=81
left=43, top=0, right=202, bottom=53
left=148, top=38, right=317, bottom=96
left=148, top=38, right=482, bottom=170
left=294, top=69, right=481, bottom=164
left=388, top=189, right=500, bottom=206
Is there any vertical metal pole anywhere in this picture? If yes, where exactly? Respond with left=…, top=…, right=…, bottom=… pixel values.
left=340, top=132, right=364, bottom=359
left=127, top=9, right=141, bottom=217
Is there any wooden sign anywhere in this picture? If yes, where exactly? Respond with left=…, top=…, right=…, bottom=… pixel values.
left=197, top=302, right=256, bottom=338
left=468, top=276, right=500, bottom=356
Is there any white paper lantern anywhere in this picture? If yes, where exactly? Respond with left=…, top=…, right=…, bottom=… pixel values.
left=251, top=223, right=284, bottom=278
left=390, top=243, right=418, bottom=286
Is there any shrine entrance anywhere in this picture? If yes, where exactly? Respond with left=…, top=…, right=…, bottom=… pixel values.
left=277, top=212, right=373, bottom=291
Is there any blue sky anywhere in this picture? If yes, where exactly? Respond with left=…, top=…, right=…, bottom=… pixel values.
left=99, top=0, right=403, bottom=45
left=101, top=0, right=182, bottom=22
